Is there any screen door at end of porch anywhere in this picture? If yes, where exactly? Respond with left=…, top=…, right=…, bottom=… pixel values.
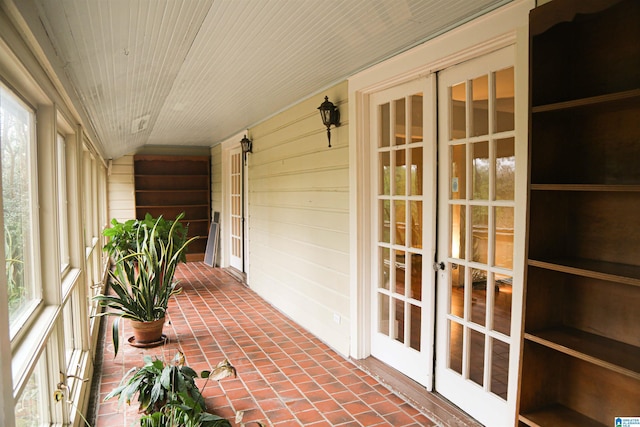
left=435, top=46, right=518, bottom=426
left=229, top=148, right=244, bottom=271
left=370, top=76, right=437, bottom=389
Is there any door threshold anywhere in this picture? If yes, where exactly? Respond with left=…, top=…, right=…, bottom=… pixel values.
left=351, top=357, right=483, bottom=427
left=224, top=267, right=247, bottom=285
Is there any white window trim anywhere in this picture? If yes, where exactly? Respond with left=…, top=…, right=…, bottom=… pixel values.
left=1, top=12, right=108, bottom=427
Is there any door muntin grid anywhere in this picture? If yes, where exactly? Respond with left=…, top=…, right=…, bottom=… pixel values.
left=445, top=66, right=515, bottom=400
left=377, top=93, right=424, bottom=351
left=230, top=152, right=242, bottom=259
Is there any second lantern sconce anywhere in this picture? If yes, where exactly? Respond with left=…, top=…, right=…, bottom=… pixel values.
left=317, top=96, right=340, bottom=148
left=240, top=134, right=252, bottom=164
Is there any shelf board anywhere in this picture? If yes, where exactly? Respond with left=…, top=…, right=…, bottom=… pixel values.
left=525, top=327, right=640, bottom=380
left=135, top=174, right=209, bottom=178
left=520, top=404, right=604, bottom=427
left=136, top=204, right=209, bottom=209
left=532, top=88, right=640, bottom=113
left=135, top=189, right=209, bottom=193
left=530, top=184, right=640, bottom=192
left=528, top=258, right=640, bottom=287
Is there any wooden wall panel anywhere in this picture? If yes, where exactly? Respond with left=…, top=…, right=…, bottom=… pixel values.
left=107, top=155, right=135, bottom=221
left=246, top=81, right=351, bottom=355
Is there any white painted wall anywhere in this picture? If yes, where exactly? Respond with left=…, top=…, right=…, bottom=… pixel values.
left=245, top=82, right=351, bottom=356
left=106, top=155, right=135, bottom=222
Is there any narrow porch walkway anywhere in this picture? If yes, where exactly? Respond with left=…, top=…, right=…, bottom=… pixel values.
left=93, top=262, right=479, bottom=427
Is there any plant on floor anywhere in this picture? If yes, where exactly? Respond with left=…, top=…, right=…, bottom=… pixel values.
left=94, top=214, right=198, bottom=355
left=105, top=352, right=237, bottom=427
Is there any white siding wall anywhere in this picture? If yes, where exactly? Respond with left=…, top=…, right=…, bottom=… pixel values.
left=107, top=155, right=135, bottom=222
left=247, top=82, right=351, bottom=355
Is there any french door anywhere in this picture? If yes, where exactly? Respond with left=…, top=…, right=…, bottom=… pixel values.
left=368, top=45, right=519, bottom=425
left=370, top=77, right=437, bottom=388
left=229, top=148, right=244, bottom=271
left=435, top=46, right=517, bottom=426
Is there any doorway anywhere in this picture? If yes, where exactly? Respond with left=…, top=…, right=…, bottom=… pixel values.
left=228, top=147, right=244, bottom=272
left=368, top=45, right=519, bottom=425
left=369, top=77, right=437, bottom=389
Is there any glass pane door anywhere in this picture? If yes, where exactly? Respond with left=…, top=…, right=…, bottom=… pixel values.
left=436, top=46, right=519, bottom=426
left=371, top=77, right=436, bottom=389
left=229, top=150, right=243, bottom=270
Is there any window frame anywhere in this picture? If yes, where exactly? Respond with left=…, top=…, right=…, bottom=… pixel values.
left=1, top=83, right=44, bottom=344
left=56, top=132, right=70, bottom=276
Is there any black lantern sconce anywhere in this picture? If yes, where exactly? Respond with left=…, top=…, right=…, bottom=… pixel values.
left=240, top=134, right=253, bottom=154
left=318, top=96, right=340, bottom=148
left=240, top=134, right=252, bottom=164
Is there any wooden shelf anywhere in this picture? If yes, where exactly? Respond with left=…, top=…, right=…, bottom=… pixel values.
left=527, top=258, right=640, bottom=287
left=525, top=327, right=640, bottom=380
left=530, top=184, right=640, bottom=192
left=520, top=405, right=604, bottom=427
left=135, top=174, right=209, bottom=178
left=532, top=88, right=640, bottom=113
left=520, top=0, right=640, bottom=424
left=134, top=154, right=210, bottom=261
left=136, top=204, right=209, bottom=209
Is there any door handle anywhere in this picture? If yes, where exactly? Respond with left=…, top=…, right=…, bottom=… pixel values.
left=433, top=262, right=445, bottom=271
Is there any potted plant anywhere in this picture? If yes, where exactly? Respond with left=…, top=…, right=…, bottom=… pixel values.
left=95, top=214, right=197, bottom=355
left=105, top=352, right=237, bottom=427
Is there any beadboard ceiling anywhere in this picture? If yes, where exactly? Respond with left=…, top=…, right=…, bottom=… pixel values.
left=28, top=0, right=511, bottom=159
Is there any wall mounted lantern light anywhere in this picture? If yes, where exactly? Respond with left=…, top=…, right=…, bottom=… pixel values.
left=240, top=134, right=253, bottom=154
left=317, top=96, right=340, bottom=148
left=240, top=134, right=252, bottom=164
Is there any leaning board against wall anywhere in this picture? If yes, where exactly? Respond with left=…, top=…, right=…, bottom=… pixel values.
left=134, top=155, right=211, bottom=261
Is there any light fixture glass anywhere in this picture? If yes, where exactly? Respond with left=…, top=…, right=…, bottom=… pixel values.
left=318, top=96, right=340, bottom=147
left=240, top=134, right=252, bottom=154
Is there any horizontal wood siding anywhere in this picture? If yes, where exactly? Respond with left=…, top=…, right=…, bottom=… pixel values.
left=107, top=155, right=135, bottom=221
left=247, top=81, right=350, bottom=355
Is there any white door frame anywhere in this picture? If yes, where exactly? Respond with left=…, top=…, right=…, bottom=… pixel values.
left=220, top=131, right=250, bottom=273
left=348, top=0, right=531, bottom=421
left=435, top=45, right=522, bottom=427
left=368, top=77, right=437, bottom=389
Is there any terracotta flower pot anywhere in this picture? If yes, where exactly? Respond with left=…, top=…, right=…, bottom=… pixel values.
left=130, top=317, right=166, bottom=347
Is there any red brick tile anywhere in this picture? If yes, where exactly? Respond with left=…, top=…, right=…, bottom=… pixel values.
left=294, top=408, right=326, bottom=424
left=264, top=408, right=296, bottom=423
left=383, top=410, right=416, bottom=426
left=324, top=409, right=356, bottom=425
left=93, top=263, right=443, bottom=427
left=353, top=410, right=387, bottom=425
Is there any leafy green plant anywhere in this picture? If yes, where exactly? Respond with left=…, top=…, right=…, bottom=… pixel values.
left=105, top=352, right=237, bottom=427
left=94, top=215, right=198, bottom=355
left=103, top=213, right=189, bottom=263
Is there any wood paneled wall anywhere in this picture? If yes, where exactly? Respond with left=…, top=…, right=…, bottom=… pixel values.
left=246, top=81, right=351, bottom=355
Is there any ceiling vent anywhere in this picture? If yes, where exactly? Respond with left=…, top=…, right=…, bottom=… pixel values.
left=131, top=114, right=150, bottom=134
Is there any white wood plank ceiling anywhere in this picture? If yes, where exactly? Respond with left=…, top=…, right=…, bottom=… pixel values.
left=25, top=0, right=511, bottom=159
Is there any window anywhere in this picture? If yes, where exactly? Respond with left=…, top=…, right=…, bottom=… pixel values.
left=1, top=37, right=108, bottom=427
left=14, top=354, right=48, bottom=426
left=1, top=84, right=41, bottom=337
left=57, top=133, right=70, bottom=274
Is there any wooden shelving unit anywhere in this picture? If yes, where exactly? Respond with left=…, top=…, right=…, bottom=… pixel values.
left=519, top=0, right=640, bottom=425
left=134, top=155, right=210, bottom=261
